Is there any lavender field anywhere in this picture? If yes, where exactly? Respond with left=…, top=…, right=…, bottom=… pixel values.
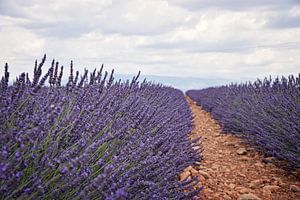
left=0, top=56, right=201, bottom=199
left=187, top=75, right=300, bottom=170
left=1, top=55, right=300, bottom=199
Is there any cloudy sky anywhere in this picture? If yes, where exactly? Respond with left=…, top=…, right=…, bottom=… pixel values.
left=0, top=0, right=300, bottom=89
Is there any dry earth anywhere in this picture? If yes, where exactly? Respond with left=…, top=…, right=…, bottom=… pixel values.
left=180, top=97, right=300, bottom=200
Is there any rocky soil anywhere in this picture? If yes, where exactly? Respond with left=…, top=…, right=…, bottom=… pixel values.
left=180, top=97, right=300, bottom=200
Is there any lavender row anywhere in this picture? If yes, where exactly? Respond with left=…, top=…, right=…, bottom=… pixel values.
left=186, top=75, right=300, bottom=170
left=0, top=55, right=201, bottom=199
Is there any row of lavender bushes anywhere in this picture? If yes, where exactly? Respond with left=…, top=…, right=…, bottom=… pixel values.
left=0, top=55, right=201, bottom=199
left=186, top=74, right=300, bottom=170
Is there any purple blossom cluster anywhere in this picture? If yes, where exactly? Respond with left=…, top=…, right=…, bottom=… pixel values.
left=0, top=55, right=201, bottom=199
left=187, top=74, right=300, bottom=170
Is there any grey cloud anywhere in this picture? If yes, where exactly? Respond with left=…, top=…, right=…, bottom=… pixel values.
left=21, top=17, right=179, bottom=38
left=0, top=0, right=103, bottom=38
left=97, top=21, right=179, bottom=36
left=168, top=0, right=299, bottom=11
left=75, top=55, right=181, bottom=67
left=1, top=0, right=187, bottom=38
left=140, top=37, right=300, bottom=54
left=267, top=14, right=300, bottom=29
left=22, top=20, right=94, bottom=38
left=0, top=1, right=27, bottom=18
left=139, top=39, right=254, bottom=53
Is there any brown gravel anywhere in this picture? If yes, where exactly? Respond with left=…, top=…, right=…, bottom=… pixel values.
left=180, top=97, right=300, bottom=200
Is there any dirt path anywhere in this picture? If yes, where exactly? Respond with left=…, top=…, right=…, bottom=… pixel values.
left=181, top=97, right=300, bottom=200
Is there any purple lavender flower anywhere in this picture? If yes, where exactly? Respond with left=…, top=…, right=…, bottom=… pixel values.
left=1, top=56, right=201, bottom=199
left=187, top=73, right=300, bottom=170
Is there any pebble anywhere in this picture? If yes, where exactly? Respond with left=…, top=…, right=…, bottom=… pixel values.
left=179, top=171, right=190, bottom=180
left=211, top=164, right=218, bottom=170
left=260, top=176, right=269, bottom=183
left=271, top=177, right=284, bottom=186
left=223, top=194, right=232, bottom=200
left=212, top=193, right=221, bottom=199
left=236, top=186, right=250, bottom=194
left=228, top=183, right=236, bottom=189
left=262, top=185, right=280, bottom=192
left=262, top=189, right=271, bottom=197
left=195, top=161, right=201, bottom=166
left=205, top=188, right=214, bottom=193
left=239, top=188, right=250, bottom=194
left=190, top=167, right=199, bottom=177
left=185, top=165, right=193, bottom=171
left=234, top=143, right=240, bottom=148
left=193, top=146, right=201, bottom=151
left=237, top=193, right=261, bottom=200
left=226, top=191, right=234, bottom=196
left=198, top=171, right=210, bottom=179
left=238, top=172, right=246, bottom=178
left=240, top=156, right=249, bottom=161
left=290, top=185, right=300, bottom=192
left=225, top=168, right=231, bottom=173
left=237, top=148, right=247, bottom=155
left=254, top=162, right=264, bottom=168
left=249, top=180, right=263, bottom=189
left=224, top=141, right=233, bottom=146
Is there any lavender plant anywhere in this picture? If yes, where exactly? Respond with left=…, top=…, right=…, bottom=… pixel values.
left=187, top=75, right=300, bottom=170
left=0, top=55, right=201, bottom=199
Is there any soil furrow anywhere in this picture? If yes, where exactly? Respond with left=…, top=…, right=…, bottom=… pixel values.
left=181, top=97, right=300, bottom=200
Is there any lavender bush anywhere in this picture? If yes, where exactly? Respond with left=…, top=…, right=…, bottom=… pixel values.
left=187, top=75, right=300, bottom=170
left=0, top=55, right=201, bottom=199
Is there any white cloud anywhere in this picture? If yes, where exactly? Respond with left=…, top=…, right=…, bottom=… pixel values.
left=0, top=19, right=44, bottom=58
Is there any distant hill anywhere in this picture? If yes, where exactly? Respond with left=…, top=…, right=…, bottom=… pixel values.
left=115, top=74, right=232, bottom=91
